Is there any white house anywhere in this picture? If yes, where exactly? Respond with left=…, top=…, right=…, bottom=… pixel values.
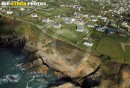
left=53, top=23, right=61, bottom=28
left=76, top=20, right=84, bottom=25
left=55, top=14, right=61, bottom=18
left=122, top=22, right=130, bottom=28
left=6, top=11, right=13, bottom=15
left=76, top=25, right=84, bottom=32
left=74, top=12, right=78, bottom=15
left=64, top=18, right=72, bottom=24
left=92, top=18, right=97, bottom=22
left=87, top=24, right=94, bottom=28
left=122, top=21, right=128, bottom=26
left=31, top=14, right=38, bottom=18
left=71, top=18, right=76, bottom=22
left=20, top=7, right=25, bottom=11
left=101, top=17, right=107, bottom=20
left=87, top=22, right=95, bottom=28
left=83, top=14, right=89, bottom=18
left=97, top=15, right=101, bottom=18
left=42, top=18, right=50, bottom=23
left=91, top=15, right=95, bottom=18
left=83, top=38, right=93, bottom=47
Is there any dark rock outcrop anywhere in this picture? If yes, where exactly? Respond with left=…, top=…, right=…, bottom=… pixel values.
left=0, top=35, right=26, bottom=49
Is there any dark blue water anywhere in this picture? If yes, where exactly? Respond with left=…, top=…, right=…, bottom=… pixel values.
left=0, top=48, right=57, bottom=88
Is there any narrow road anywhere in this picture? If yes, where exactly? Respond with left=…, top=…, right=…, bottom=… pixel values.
left=0, top=13, right=87, bottom=51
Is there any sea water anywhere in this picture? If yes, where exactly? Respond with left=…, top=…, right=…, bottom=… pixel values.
left=0, top=48, right=58, bottom=88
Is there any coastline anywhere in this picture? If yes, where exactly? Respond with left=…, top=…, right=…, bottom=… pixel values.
left=0, top=16, right=130, bottom=88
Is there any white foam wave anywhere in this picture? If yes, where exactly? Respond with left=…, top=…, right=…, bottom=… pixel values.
left=15, top=63, right=25, bottom=72
left=15, top=56, right=24, bottom=60
left=26, top=76, right=35, bottom=88
left=5, top=74, right=20, bottom=83
left=0, top=74, right=21, bottom=84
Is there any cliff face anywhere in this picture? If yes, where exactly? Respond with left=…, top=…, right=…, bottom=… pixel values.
left=119, top=65, right=130, bottom=88
left=51, top=83, right=80, bottom=88
left=1, top=17, right=129, bottom=88
left=0, top=35, right=26, bottom=49
left=1, top=35, right=129, bottom=88
left=22, top=41, right=101, bottom=78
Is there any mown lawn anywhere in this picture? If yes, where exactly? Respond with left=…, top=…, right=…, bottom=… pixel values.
left=96, top=37, right=124, bottom=61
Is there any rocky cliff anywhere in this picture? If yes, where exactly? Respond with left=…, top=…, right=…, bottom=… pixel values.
left=0, top=35, right=26, bottom=49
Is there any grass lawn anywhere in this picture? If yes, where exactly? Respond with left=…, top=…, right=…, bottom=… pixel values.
left=96, top=37, right=124, bottom=60
left=46, top=28, right=77, bottom=44
left=124, top=46, right=130, bottom=61
left=17, top=23, right=42, bottom=43
left=110, top=35, right=129, bottom=42
left=126, top=37, right=130, bottom=43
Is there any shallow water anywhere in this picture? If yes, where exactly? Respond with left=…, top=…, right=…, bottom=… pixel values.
left=0, top=48, right=57, bottom=88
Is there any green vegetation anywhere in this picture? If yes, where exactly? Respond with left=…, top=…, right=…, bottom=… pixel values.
left=96, top=37, right=124, bottom=61
left=124, top=46, right=130, bottom=61
left=0, top=0, right=130, bottom=64
left=16, top=22, right=42, bottom=43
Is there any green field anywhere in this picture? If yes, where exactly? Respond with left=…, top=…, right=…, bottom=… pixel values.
left=124, top=46, right=130, bottom=61
left=96, top=37, right=124, bottom=61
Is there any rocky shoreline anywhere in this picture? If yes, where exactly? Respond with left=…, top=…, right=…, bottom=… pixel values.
left=1, top=35, right=130, bottom=88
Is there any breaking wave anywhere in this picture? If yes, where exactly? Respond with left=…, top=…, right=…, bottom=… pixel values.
left=0, top=74, right=21, bottom=84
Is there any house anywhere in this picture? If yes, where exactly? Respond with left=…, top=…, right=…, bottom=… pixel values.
left=91, top=15, right=95, bottom=18
left=31, top=14, right=38, bottom=18
left=64, top=18, right=72, bottom=24
left=83, top=14, right=89, bottom=18
left=92, top=18, right=97, bottom=22
left=122, top=21, right=128, bottom=27
left=55, top=14, right=61, bottom=18
left=83, top=38, right=93, bottom=47
left=95, top=26, right=106, bottom=32
left=117, top=31, right=127, bottom=36
left=122, top=22, right=127, bottom=26
left=6, top=11, right=13, bottom=14
left=76, top=25, right=84, bottom=32
left=106, top=28, right=115, bottom=35
left=101, top=17, right=107, bottom=20
left=42, top=18, right=50, bottom=23
left=20, top=7, right=25, bottom=11
left=76, top=20, right=84, bottom=24
left=53, top=23, right=61, bottom=28
left=27, top=8, right=32, bottom=12
left=74, top=12, right=77, bottom=15
left=97, top=15, right=101, bottom=18
left=110, top=21, right=117, bottom=27
left=87, top=22, right=95, bottom=28
left=71, top=18, right=76, bottom=22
